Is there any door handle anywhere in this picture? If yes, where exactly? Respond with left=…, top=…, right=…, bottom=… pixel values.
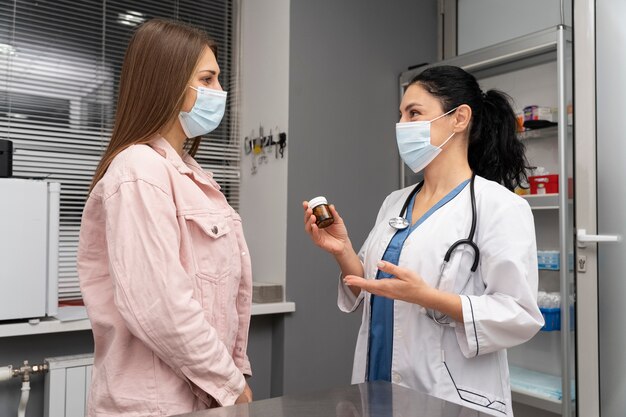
left=577, top=229, right=621, bottom=248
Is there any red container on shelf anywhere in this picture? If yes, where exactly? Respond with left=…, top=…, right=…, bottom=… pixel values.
left=529, top=174, right=559, bottom=194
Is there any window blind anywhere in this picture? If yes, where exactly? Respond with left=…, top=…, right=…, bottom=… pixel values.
left=0, top=0, right=239, bottom=301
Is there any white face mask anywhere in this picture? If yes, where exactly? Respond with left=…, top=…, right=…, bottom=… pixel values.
left=395, top=107, right=458, bottom=173
left=178, top=86, right=227, bottom=138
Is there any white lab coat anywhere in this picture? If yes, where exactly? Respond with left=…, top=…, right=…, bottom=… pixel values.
left=338, top=176, right=544, bottom=417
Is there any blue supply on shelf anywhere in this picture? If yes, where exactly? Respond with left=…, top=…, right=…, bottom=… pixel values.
left=539, top=306, right=575, bottom=331
left=540, top=307, right=561, bottom=331
left=537, top=250, right=560, bottom=270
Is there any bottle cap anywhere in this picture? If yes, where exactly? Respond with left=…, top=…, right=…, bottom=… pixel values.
left=308, top=196, right=328, bottom=209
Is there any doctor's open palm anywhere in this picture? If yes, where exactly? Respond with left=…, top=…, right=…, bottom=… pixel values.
left=303, top=201, right=351, bottom=256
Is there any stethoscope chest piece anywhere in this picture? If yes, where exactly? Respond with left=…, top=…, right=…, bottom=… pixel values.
left=389, top=216, right=410, bottom=230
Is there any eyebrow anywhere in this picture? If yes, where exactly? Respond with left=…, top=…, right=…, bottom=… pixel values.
left=400, top=102, right=424, bottom=112
left=198, top=69, right=218, bottom=76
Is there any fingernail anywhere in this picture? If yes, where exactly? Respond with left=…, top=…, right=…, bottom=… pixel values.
left=377, top=261, right=385, bottom=268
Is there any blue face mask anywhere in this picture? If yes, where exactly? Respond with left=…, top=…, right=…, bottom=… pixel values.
left=395, top=107, right=458, bottom=173
left=178, top=86, right=227, bottom=138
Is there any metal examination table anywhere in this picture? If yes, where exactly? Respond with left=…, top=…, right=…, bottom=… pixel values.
left=172, top=381, right=494, bottom=417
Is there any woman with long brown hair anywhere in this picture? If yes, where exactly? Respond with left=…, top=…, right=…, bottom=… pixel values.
left=77, top=19, right=253, bottom=416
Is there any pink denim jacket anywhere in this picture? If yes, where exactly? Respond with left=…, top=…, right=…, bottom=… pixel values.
left=78, top=136, right=252, bottom=416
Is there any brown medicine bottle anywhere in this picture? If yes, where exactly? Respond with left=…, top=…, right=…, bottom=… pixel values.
left=309, top=196, right=335, bottom=229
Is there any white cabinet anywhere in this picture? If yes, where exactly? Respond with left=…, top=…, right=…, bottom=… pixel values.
left=0, top=178, right=60, bottom=320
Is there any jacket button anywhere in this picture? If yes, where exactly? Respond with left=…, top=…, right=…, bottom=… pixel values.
left=212, top=225, right=219, bottom=234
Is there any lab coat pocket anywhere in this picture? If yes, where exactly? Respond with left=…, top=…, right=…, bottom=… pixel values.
left=185, top=212, right=236, bottom=282
left=442, top=350, right=507, bottom=415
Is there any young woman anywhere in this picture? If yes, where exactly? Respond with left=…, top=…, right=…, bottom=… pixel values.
left=78, top=19, right=253, bottom=416
left=303, top=65, right=543, bottom=416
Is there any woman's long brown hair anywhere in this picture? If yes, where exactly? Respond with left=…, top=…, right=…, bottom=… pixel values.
left=89, top=19, right=216, bottom=192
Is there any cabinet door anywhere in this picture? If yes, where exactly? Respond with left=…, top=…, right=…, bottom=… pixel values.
left=476, top=46, right=576, bottom=417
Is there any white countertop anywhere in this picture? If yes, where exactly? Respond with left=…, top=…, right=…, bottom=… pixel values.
left=0, top=302, right=296, bottom=338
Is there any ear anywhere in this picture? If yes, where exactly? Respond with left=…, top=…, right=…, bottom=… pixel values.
left=452, top=104, right=472, bottom=133
left=180, top=86, right=196, bottom=113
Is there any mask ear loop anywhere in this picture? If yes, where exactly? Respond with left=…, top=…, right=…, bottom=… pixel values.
left=432, top=106, right=459, bottom=150
left=430, top=106, right=459, bottom=122
left=437, top=132, right=456, bottom=150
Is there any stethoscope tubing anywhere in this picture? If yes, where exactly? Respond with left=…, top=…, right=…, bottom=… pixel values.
left=389, top=173, right=480, bottom=326
left=392, top=174, right=480, bottom=275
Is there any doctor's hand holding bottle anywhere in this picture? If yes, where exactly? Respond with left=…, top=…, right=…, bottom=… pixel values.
left=302, top=201, right=435, bottom=307
left=302, top=201, right=350, bottom=255
left=303, top=201, right=361, bottom=296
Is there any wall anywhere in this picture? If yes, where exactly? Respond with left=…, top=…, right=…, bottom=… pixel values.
left=239, top=0, right=290, bottom=288
left=282, top=0, right=437, bottom=395
left=457, top=0, right=571, bottom=54
left=236, top=0, right=291, bottom=400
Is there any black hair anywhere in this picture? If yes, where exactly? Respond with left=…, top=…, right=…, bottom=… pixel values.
left=410, top=65, right=531, bottom=191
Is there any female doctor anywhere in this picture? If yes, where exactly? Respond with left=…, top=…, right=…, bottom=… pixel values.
left=303, top=65, right=543, bottom=416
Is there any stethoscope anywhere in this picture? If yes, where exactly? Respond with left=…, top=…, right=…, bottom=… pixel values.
left=388, top=173, right=480, bottom=325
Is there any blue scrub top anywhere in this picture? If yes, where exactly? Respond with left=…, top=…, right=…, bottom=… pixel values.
left=367, top=179, right=470, bottom=382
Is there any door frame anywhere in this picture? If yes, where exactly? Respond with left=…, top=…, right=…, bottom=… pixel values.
left=573, top=0, right=600, bottom=415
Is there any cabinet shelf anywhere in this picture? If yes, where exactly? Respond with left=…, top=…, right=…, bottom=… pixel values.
left=517, top=125, right=559, bottom=141
left=517, top=125, right=573, bottom=142
left=522, top=193, right=572, bottom=210
left=510, top=365, right=571, bottom=414
left=512, top=388, right=561, bottom=414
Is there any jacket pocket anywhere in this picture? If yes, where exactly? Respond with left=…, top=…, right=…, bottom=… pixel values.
left=184, top=212, right=236, bottom=281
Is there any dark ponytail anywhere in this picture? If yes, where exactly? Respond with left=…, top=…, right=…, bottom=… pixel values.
left=410, top=65, right=532, bottom=191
